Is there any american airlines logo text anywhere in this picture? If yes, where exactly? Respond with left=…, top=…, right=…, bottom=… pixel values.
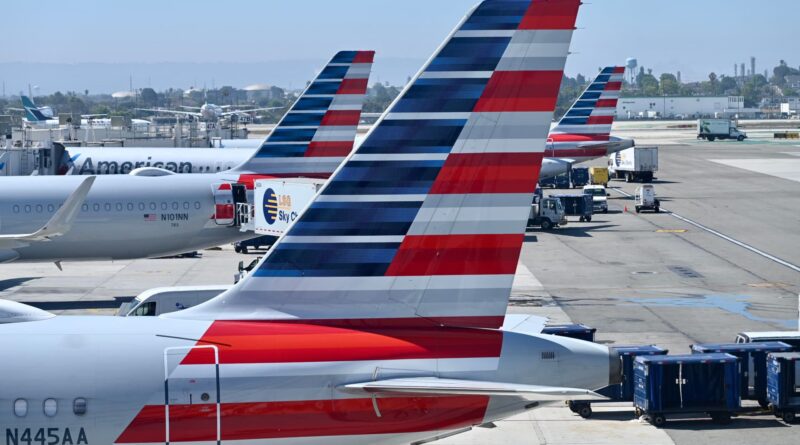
left=78, top=157, right=193, bottom=175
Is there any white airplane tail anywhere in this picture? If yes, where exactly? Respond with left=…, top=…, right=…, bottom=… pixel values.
left=171, top=0, right=581, bottom=329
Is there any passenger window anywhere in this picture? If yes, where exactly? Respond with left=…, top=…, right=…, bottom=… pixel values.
left=93, top=203, right=100, bottom=212
left=149, top=202, right=156, bottom=210
left=160, top=202, right=168, bottom=210
left=13, top=399, right=27, bottom=417
left=24, top=205, right=31, bottom=213
left=12, top=205, right=19, bottom=213
left=183, top=202, right=190, bottom=210
left=36, top=204, right=43, bottom=213
left=138, top=203, right=145, bottom=211
left=116, top=203, right=123, bottom=211
left=73, top=398, right=87, bottom=416
left=104, top=203, right=112, bottom=211
left=216, top=166, right=221, bottom=171
left=172, top=202, right=179, bottom=210
left=194, top=201, right=201, bottom=209
left=43, top=399, right=57, bottom=417
left=47, top=204, right=55, bottom=212
left=127, top=203, right=134, bottom=211
left=81, top=204, right=88, bottom=212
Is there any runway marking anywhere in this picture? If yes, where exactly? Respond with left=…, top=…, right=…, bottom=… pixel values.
left=656, top=229, right=687, bottom=233
left=612, top=188, right=800, bottom=274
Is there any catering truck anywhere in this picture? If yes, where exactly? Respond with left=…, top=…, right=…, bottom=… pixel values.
left=697, top=118, right=747, bottom=141
left=528, top=196, right=567, bottom=230
left=609, top=146, right=658, bottom=183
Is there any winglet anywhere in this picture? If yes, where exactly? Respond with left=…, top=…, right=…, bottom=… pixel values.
left=0, top=176, right=95, bottom=242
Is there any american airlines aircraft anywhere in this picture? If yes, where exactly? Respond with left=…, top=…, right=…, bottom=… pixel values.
left=58, top=67, right=634, bottom=179
left=0, top=2, right=619, bottom=444
left=0, top=51, right=373, bottom=263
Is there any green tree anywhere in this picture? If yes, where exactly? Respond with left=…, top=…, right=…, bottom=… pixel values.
left=140, top=88, right=159, bottom=107
left=659, top=73, right=680, bottom=95
left=719, top=76, right=738, bottom=93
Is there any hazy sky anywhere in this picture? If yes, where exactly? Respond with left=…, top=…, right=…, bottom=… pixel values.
left=4, top=0, right=796, bottom=93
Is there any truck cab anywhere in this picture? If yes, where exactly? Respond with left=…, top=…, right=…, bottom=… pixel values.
left=583, top=185, right=609, bottom=213
left=117, top=285, right=231, bottom=317
left=528, top=196, right=567, bottom=230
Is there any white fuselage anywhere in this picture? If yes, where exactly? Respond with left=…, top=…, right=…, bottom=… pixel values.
left=0, top=174, right=250, bottom=262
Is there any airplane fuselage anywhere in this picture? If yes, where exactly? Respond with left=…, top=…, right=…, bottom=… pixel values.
left=0, top=315, right=612, bottom=445
left=0, top=174, right=250, bottom=262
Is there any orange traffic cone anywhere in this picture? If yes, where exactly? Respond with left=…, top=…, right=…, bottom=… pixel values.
left=624, top=205, right=628, bottom=213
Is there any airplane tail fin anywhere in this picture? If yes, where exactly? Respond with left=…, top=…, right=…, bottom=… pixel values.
left=550, top=66, right=624, bottom=140
left=230, top=51, right=374, bottom=178
left=21, top=96, right=50, bottom=122
left=172, top=0, right=581, bottom=329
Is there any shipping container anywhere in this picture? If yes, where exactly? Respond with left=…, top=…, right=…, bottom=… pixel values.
left=766, top=352, right=800, bottom=423
left=692, top=342, right=792, bottom=406
left=634, top=353, right=740, bottom=427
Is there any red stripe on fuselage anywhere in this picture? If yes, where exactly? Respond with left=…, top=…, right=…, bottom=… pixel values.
left=548, top=133, right=610, bottom=143
left=181, top=320, right=503, bottom=365
left=474, top=71, right=564, bottom=112
left=429, top=152, right=543, bottom=194
left=385, top=234, right=524, bottom=277
left=116, top=396, right=488, bottom=443
left=519, top=0, right=581, bottom=30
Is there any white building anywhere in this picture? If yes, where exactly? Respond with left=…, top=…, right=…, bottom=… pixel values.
left=780, top=97, right=800, bottom=116
left=616, top=96, right=745, bottom=119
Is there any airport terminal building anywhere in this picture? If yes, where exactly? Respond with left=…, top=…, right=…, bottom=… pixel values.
left=617, top=95, right=746, bottom=119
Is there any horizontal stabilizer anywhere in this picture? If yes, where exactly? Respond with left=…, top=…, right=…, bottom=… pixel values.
left=0, top=176, right=95, bottom=244
left=341, top=377, right=606, bottom=401
left=501, top=314, right=548, bottom=336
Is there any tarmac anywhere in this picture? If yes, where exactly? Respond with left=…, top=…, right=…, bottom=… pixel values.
left=0, top=121, right=799, bottom=444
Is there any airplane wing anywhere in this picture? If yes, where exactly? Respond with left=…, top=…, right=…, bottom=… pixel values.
left=179, top=105, right=202, bottom=110
left=0, top=176, right=95, bottom=245
left=136, top=108, right=202, bottom=118
left=341, top=377, right=606, bottom=401
left=220, top=107, right=284, bottom=117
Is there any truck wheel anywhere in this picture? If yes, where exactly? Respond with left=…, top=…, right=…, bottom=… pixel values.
left=625, top=173, right=632, bottom=183
left=651, top=414, right=666, bottom=427
left=234, top=245, right=242, bottom=253
left=578, top=404, right=593, bottom=419
left=758, top=398, right=769, bottom=410
left=541, top=219, right=552, bottom=230
left=783, top=411, right=796, bottom=423
left=586, top=216, right=592, bottom=222
left=241, top=246, right=249, bottom=254
left=579, top=216, right=585, bottom=222
left=634, top=407, right=643, bottom=418
left=708, top=136, right=715, bottom=142
left=711, top=412, right=731, bottom=424
left=603, top=208, right=608, bottom=214
left=635, top=206, right=641, bottom=213
left=737, top=135, right=745, bottom=141
left=655, top=206, right=660, bottom=213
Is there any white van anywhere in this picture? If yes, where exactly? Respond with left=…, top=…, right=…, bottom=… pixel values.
left=118, top=285, right=231, bottom=317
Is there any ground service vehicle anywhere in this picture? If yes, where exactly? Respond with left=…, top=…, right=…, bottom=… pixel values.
left=697, top=118, right=747, bottom=141
left=589, top=166, right=609, bottom=186
left=539, top=173, right=570, bottom=189
left=118, top=285, right=231, bottom=316
left=551, top=194, right=593, bottom=222
left=692, top=342, right=792, bottom=407
left=234, top=235, right=277, bottom=254
left=766, top=352, right=800, bottom=423
left=583, top=185, right=609, bottom=213
left=609, top=146, right=658, bottom=182
left=634, top=184, right=660, bottom=213
left=528, top=197, right=568, bottom=230
left=634, top=353, right=741, bottom=427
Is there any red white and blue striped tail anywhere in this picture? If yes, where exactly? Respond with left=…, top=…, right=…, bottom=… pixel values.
left=231, top=51, right=374, bottom=178
left=176, top=0, right=581, bottom=328
left=550, top=66, right=624, bottom=139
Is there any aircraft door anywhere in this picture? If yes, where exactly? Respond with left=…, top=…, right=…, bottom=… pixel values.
left=212, top=183, right=235, bottom=226
left=164, top=345, right=221, bottom=444
left=546, top=138, right=555, bottom=157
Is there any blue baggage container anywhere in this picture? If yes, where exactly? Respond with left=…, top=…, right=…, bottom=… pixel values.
left=551, top=194, right=593, bottom=222
left=570, top=167, right=590, bottom=188
left=541, top=324, right=596, bottom=342
left=766, top=352, right=800, bottom=423
left=691, top=341, right=792, bottom=406
left=633, top=353, right=740, bottom=427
